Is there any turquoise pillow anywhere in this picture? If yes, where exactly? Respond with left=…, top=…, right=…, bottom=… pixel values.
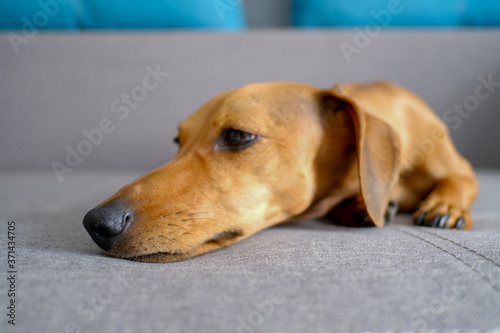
left=0, top=0, right=79, bottom=29
left=293, top=0, right=500, bottom=27
left=465, top=1, right=500, bottom=26
left=0, top=0, right=245, bottom=30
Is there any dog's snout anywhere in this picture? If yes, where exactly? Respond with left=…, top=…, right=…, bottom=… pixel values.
left=83, top=199, right=133, bottom=251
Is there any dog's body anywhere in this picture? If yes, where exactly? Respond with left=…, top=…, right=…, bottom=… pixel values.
left=83, top=81, right=478, bottom=262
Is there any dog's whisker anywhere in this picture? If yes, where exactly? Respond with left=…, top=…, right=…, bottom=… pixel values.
left=186, top=212, right=211, bottom=216
left=181, top=218, right=218, bottom=222
left=166, top=223, right=189, bottom=232
left=160, top=210, right=214, bottom=219
left=175, top=207, right=211, bottom=215
left=183, top=232, right=202, bottom=238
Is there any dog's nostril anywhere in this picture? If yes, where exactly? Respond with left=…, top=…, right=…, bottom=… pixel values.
left=94, top=226, right=115, bottom=238
left=124, top=213, right=132, bottom=224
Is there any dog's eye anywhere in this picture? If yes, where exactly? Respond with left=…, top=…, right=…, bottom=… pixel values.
left=220, top=129, right=257, bottom=150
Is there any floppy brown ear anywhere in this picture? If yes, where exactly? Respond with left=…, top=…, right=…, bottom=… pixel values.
left=326, top=85, right=402, bottom=227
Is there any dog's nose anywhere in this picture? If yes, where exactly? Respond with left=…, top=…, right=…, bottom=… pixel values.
left=83, top=199, right=133, bottom=251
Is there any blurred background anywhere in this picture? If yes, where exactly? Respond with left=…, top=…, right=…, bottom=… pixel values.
left=1, top=0, right=500, bottom=174
left=1, top=0, right=500, bottom=30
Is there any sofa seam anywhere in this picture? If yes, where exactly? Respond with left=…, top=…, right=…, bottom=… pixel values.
left=420, top=229, right=500, bottom=268
left=397, top=228, right=500, bottom=294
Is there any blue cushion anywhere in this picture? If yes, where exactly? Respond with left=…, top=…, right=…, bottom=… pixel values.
left=293, top=0, right=500, bottom=27
left=0, top=0, right=79, bottom=29
left=0, top=0, right=245, bottom=30
left=464, top=0, right=500, bottom=26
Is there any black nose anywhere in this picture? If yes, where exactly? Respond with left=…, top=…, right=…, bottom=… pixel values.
left=83, top=199, right=134, bottom=251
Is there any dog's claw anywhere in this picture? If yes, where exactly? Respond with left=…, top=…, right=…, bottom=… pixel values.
left=418, top=213, right=450, bottom=228
left=455, top=217, right=465, bottom=230
left=432, top=215, right=442, bottom=227
left=414, top=210, right=468, bottom=230
left=437, top=214, right=449, bottom=228
left=414, top=212, right=426, bottom=226
left=414, top=198, right=472, bottom=230
left=384, top=201, right=399, bottom=224
left=425, top=214, right=440, bottom=227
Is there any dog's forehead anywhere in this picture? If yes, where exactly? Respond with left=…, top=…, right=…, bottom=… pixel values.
left=234, top=82, right=318, bottom=108
left=181, top=83, right=319, bottom=132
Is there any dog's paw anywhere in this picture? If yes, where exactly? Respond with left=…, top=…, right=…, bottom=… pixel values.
left=412, top=200, right=471, bottom=230
left=328, top=197, right=398, bottom=227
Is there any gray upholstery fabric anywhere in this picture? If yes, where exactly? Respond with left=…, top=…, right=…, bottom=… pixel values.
left=0, top=170, right=499, bottom=333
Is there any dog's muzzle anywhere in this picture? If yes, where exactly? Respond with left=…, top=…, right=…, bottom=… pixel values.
left=83, top=199, right=133, bottom=251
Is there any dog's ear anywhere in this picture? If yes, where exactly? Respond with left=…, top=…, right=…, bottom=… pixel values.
left=320, top=85, right=402, bottom=227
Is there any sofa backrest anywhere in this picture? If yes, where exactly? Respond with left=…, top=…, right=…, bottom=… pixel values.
left=1, top=31, right=499, bottom=179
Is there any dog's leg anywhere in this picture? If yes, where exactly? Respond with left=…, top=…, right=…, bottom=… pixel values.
left=404, top=125, right=479, bottom=230
left=328, top=195, right=399, bottom=227
left=413, top=175, right=477, bottom=230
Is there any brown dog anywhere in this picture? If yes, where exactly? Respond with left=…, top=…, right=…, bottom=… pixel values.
left=83, top=81, right=478, bottom=262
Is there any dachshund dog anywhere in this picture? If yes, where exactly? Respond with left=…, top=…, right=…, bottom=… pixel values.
left=83, top=81, right=478, bottom=262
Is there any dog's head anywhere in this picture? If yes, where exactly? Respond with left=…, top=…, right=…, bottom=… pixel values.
left=83, top=82, right=400, bottom=262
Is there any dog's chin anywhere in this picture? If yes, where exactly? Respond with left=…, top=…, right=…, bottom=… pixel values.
left=109, top=230, right=244, bottom=263
left=119, top=251, right=205, bottom=263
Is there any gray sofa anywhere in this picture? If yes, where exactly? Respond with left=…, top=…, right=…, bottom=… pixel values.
left=1, top=31, right=500, bottom=333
